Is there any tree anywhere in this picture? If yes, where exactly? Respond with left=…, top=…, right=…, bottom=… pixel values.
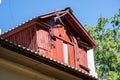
left=85, top=9, right=120, bottom=80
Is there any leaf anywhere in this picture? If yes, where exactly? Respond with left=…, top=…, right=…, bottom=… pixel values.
left=86, top=8, right=120, bottom=79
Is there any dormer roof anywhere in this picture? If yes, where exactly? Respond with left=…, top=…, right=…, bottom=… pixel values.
left=1, top=7, right=97, bottom=50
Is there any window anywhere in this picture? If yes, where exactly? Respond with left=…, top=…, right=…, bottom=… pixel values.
left=63, top=42, right=69, bottom=64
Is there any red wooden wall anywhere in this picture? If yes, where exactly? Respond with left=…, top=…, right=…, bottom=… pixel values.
left=1, top=23, right=89, bottom=73
left=4, top=26, right=37, bottom=51
left=35, top=24, right=75, bottom=66
left=76, top=48, right=89, bottom=73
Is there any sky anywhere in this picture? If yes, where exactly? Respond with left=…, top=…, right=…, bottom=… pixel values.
left=0, top=0, right=120, bottom=33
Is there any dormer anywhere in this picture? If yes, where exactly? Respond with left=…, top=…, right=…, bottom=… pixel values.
left=0, top=8, right=97, bottom=74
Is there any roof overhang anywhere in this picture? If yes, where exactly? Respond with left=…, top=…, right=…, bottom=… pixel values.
left=0, top=37, right=98, bottom=80
left=0, top=20, right=50, bottom=38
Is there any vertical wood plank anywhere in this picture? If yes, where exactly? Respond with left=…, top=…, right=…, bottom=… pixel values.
left=36, top=27, right=50, bottom=56
left=68, top=44, right=75, bottom=67
left=49, top=38, right=57, bottom=59
left=56, top=39, right=63, bottom=62
left=5, top=26, right=37, bottom=52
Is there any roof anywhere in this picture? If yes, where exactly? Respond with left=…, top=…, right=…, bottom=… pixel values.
left=0, top=37, right=98, bottom=80
left=1, top=7, right=97, bottom=50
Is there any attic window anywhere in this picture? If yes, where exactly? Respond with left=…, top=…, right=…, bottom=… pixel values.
left=63, top=42, right=69, bottom=64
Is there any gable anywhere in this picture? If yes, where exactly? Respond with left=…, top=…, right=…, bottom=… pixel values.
left=38, top=8, right=97, bottom=50
left=1, top=8, right=96, bottom=50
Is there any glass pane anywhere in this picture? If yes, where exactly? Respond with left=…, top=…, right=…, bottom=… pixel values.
left=63, top=42, right=69, bottom=64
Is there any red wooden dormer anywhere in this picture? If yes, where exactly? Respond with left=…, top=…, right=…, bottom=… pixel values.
left=0, top=8, right=97, bottom=74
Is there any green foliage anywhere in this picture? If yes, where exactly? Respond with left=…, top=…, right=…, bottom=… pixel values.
left=85, top=9, right=120, bottom=80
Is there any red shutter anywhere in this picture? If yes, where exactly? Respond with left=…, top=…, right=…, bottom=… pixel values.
left=76, top=48, right=88, bottom=73
left=68, top=44, right=75, bottom=67
left=56, top=39, right=63, bottom=62
left=37, top=29, right=50, bottom=56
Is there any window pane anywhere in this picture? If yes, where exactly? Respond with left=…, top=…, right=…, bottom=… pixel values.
left=63, top=42, right=69, bottom=64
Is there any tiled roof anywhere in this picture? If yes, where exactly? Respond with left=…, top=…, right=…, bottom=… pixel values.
left=0, top=37, right=98, bottom=80
left=1, top=16, right=38, bottom=35
left=1, top=8, right=68, bottom=35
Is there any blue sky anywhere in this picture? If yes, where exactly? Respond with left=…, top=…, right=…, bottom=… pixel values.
left=0, top=0, right=120, bottom=32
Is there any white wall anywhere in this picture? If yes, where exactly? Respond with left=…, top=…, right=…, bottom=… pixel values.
left=0, top=58, right=55, bottom=80
left=87, top=49, right=98, bottom=78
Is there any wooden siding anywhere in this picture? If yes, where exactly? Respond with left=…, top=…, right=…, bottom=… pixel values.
left=4, top=26, right=37, bottom=51
left=68, top=44, right=75, bottom=67
left=36, top=26, right=50, bottom=56
left=55, top=38, right=64, bottom=62
left=1, top=22, right=89, bottom=73
left=76, top=48, right=89, bottom=73
left=49, top=24, right=75, bottom=65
